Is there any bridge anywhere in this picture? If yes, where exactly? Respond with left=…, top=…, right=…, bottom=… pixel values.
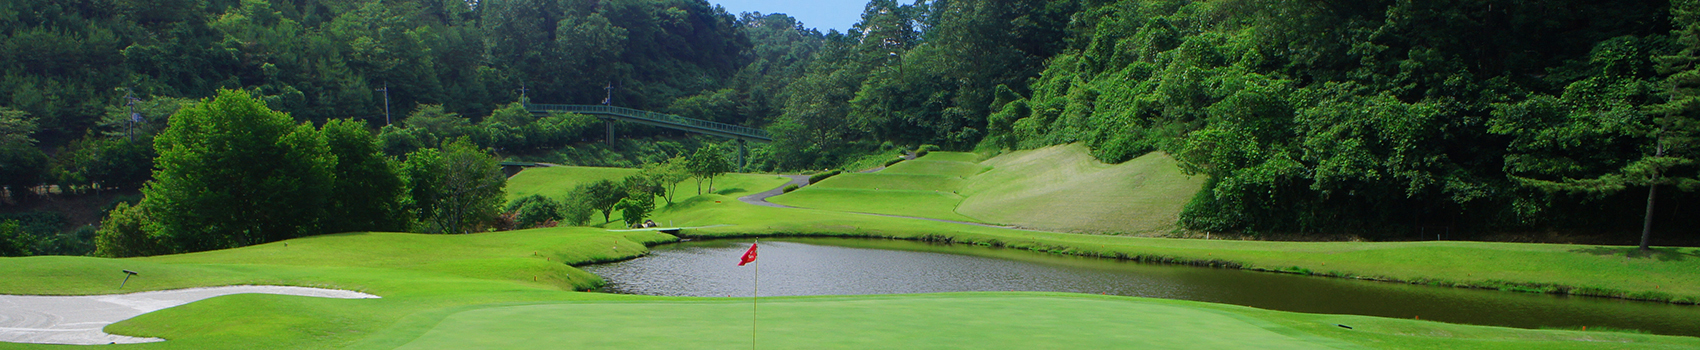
left=524, top=104, right=771, bottom=142
left=525, top=103, right=768, bottom=168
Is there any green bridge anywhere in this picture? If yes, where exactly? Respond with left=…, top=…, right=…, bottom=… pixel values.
left=524, top=104, right=771, bottom=142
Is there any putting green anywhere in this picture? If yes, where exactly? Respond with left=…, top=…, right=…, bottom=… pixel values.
left=393, top=294, right=1355, bottom=350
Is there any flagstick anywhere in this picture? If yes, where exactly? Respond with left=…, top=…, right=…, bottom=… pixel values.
left=752, top=239, right=758, bottom=350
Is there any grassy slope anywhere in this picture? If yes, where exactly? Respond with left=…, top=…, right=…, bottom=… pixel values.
left=768, top=152, right=989, bottom=222
left=767, top=145, right=1204, bottom=233
left=959, top=144, right=1204, bottom=233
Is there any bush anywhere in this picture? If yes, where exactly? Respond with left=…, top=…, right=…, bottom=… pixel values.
left=809, top=170, right=842, bottom=184
left=883, top=157, right=904, bottom=167
left=782, top=184, right=800, bottom=193
left=94, top=202, right=168, bottom=257
left=506, top=195, right=564, bottom=229
left=0, top=220, right=27, bottom=257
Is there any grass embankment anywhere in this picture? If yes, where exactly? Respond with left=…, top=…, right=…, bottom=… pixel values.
left=768, top=145, right=1205, bottom=233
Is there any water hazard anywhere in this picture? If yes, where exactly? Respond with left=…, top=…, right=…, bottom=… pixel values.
left=583, top=238, right=1700, bottom=337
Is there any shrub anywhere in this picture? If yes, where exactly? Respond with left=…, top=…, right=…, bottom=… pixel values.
left=809, top=170, right=842, bottom=184
left=94, top=202, right=168, bottom=257
left=782, top=184, right=800, bottom=193
left=883, top=157, right=904, bottom=167
left=506, top=195, right=564, bottom=229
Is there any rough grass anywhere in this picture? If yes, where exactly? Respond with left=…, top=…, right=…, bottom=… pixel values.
left=959, top=144, right=1204, bottom=233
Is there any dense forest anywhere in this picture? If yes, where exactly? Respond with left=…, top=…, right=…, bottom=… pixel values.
left=1, top=0, right=1697, bottom=256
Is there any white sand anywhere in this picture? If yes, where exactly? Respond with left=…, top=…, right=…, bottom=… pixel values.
left=0, top=285, right=379, bottom=345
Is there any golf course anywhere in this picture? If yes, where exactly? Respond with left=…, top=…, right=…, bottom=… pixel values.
left=1, top=145, right=1696, bottom=349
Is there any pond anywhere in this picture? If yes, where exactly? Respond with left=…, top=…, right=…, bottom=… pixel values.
left=583, top=238, right=1700, bottom=337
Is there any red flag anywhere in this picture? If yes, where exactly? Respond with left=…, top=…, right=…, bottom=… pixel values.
left=738, top=242, right=758, bottom=266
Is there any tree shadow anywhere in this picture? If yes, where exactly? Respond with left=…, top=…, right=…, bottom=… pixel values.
left=1569, top=246, right=1699, bottom=262
left=712, top=187, right=746, bottom=195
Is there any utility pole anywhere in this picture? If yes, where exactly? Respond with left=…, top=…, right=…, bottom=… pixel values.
left=376, top=83, right=391, bottom=126
left=603, top=82, right=615, bottom=146
left=123, top=88, right=141, bottom=142
left=517, top=82, right=530, bottom=104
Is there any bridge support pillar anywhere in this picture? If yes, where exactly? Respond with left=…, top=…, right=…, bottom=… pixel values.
left=604, top=118, right=615, bottom=146
left=736, top=139, right=747, bottom=171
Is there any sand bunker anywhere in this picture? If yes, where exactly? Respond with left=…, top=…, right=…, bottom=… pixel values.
left=0, top=285, right=379, bottom=345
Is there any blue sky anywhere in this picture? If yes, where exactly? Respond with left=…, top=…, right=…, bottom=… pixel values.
left=710, top=0, right=866, bottom=32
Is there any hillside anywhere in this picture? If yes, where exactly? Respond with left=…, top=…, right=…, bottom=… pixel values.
left=960, top=144, right=1203, bottom=234
left=767, top=145, right=1202, bottom=234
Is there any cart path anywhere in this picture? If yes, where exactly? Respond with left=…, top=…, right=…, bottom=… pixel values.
left=0, top=286, right=379, bottom=345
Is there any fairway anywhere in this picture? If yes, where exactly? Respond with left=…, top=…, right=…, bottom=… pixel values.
left=389, top=293, right=1700, bottom=350
left=393, top=295, right=1343, bottom=349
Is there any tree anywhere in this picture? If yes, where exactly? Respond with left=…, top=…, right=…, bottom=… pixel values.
left=580, top=179, right=626, bottom=224
left=321, top=118, right=408, bottom=234
left=404, top=139, right=506, bottom=234
left=687, top=145, right=732, bottom=194
left=644, top=156, right=690, bottom=204
left=142, top=90, right=335, bottom=252
left=616, top=195, right=654, bottom=228
left=0, top=107, right=46, bottom=199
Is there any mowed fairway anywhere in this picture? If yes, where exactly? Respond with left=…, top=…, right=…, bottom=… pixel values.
left=769, top=152, right=989, bottom=223
left=388, top=293, right=1700, bottom=350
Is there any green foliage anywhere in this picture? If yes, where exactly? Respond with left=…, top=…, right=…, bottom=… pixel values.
left=643, top=156, right=690, bottom=204
left=809, top=169, right=842, bottom=184
left=143, top=90, right=335, bottom=252
left=53, top=135, right=156, bottom=192
left=505, top=194, right=564, bottom=229
left=686, top=144, right=732, bottom=194
left=320, top=118, right=408, bottom=233
left=616, top=195, right=654, bottom=228
left=579, top=179, right=625, bottom=224
left=93, top=202, right=168, bottom=258
left=0, top=220, right=27, bottom=257
left=782, top=184, right=799, bottom=193
left=403, top=139, right=506, bottom=233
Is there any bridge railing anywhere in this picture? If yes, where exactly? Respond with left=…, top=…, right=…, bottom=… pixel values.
left=526, top=104, right=770, bottom=140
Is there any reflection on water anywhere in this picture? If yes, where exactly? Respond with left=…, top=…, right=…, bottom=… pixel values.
left=583, top=238, right=1700, bottom=337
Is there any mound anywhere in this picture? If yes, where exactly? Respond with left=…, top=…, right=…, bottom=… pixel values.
left=959, top=144, right=1203, bottom=234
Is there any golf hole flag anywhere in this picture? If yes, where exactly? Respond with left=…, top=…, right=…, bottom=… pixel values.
left=738, top=242, right=758, bottom=266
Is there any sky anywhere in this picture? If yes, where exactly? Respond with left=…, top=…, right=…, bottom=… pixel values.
left=710, top=0, right=867, bottom=33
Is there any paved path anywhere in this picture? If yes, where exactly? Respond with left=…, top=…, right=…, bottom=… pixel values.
left=735, top=174, right=1021, bottom=230
left=0, top=286, right=379, bottom=345
left=737, top=175, right=809, bottom=208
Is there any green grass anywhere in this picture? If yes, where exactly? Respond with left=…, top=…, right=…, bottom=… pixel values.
left=386, top=293, right=1700, bottom=349
left=768, top=187, right=980, bottom=222
left=2, top=211, right=1698, bottom=348
left=959, top=144, right=1205, bottom=233
left=3, top=159, right=1698, bottom=349
left=768, top=152, right=987, bottom=222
